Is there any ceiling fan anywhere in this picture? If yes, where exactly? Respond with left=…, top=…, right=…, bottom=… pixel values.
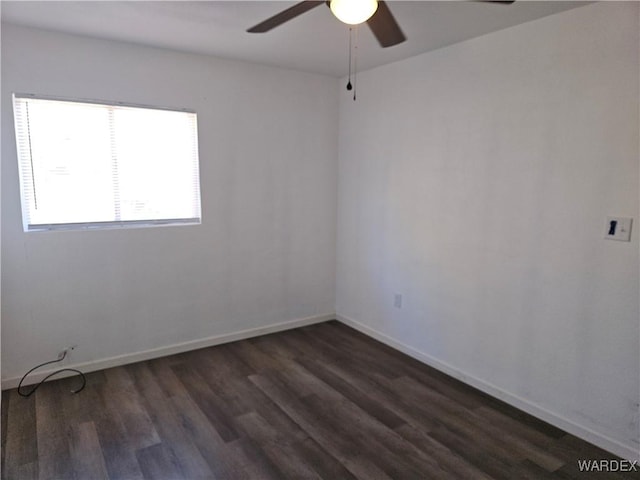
left=248, top=0, right=516, bottom=49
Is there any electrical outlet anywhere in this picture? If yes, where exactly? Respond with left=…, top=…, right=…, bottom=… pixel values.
left=58, top=344, right=77, bottom=360
left=394, top=293, right=403, bottom=309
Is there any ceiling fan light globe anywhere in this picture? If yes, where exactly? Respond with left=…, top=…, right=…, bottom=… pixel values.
left=330, top=0, right=378, bottom=25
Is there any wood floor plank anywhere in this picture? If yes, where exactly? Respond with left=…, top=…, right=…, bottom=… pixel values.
left=229, top=376, right=313, bottom=445
left=190, top=365, right=254, bottom=419
left=296, top=328, right=484, bottom=434
left=478, top=393, right=568, bottom=440
left=226, top=436, right=287, bottom=480
left=58, top=372, right=106, bottom=427
left=252, top=371, right=439, bottom=480
left=35, top=381, right=74, bottom=480
left=284, top=332, right=445, bottom=430
left=298, top=324, right=402, bottom=380
left=136, top=443, right=183, bottom=480
left=460, top=408, right=565, bottom=472
left=333, top=363, right=526, bottom=467
left=2, top=321, right=631, bottom=480
left=305, top=322, right=489, bottom=410
left=126, top=363, right=216, bottom=479
left=14, top=461, right=38, bottom=480
left=104, top=367, right=161, bottom=449
left=319, top=358, right=444, bottom=431
left=428, top=424, right=538, bottom=480
left=145, top=357, right=189, bottom=400
left=393, top=423, right=495, bottom=480
left=168, top=392, right=250, bottom=478
left=235, top=410, right=296, bottom=447
left=394, top=375, right=565, bottom=471
left=341, top=455, right=396, bottom=480
left=89, top=375, right=145, bottom=480
left=93, top=413, right=146, bottom=480
left=473, top=405, right=559, bottom=450
left=302, top=393, right=453, bottom=480
left=249, top=372, right=395, bottom=479
left=235, top=408, right=356, bottom=479
left=68, top=421, right=109, bottom=480
left=229, top=340, right=343, bottom=402
left=1, top=390, right=10, bottom=469
left=3, top=390, right=38, bottom=479
left=290, top=436, right=360, bottom=480
left=295, top=355, right=408, bottom=430
left=171, top=364, right=241, bottom=443
left=260, top=441, right=324, bottom=480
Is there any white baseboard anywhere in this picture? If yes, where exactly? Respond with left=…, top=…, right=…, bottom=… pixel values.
left=2, top=313, right=335, bottom=390
left=336, top=314, right=639, bottom=462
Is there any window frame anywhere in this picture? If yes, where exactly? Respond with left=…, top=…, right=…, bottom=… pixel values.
left=12, top=93, right=202, bottom=233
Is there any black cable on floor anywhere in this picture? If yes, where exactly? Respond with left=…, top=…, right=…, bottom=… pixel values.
left=17, top=350, right=86, bottom=398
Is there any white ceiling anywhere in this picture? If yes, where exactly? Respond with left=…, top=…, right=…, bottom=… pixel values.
left=1, top=1, right=587, bottom=77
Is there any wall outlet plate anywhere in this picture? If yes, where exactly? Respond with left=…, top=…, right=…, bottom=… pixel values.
left=604, top=217, right=632, bottom=242
left=394, top=293, right=403, bottom=309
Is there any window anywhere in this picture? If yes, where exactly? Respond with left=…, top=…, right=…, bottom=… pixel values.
left=12, top=94, right=201, bottom=232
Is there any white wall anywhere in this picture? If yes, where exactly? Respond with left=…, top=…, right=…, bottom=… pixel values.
left=336, top=2, right=639, bottom=459
left=1, top=25, right=338, bottom=382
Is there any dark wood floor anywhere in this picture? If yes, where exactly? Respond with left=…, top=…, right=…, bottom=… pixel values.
left=2, top=321, right=636, bottom=479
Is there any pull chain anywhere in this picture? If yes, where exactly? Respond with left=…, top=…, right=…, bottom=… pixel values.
left=346, top=27, right=353, bottom=91
left=353, top=25, right=358, bottom=101
left=346, top=26, right=359, bottom=101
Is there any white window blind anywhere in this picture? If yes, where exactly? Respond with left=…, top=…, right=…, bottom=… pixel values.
left=12, top=94, right=201, bottom=232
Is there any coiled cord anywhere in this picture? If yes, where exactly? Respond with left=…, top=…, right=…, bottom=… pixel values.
left=17, top=350, right=86, bottom=397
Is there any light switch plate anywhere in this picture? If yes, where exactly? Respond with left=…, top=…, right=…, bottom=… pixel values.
left=604, top=216, right=632, bottom=242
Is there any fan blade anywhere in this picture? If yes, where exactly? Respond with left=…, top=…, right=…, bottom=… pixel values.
left=366, top=1, right=406, bottom=48
left=247, top=1, right=325, bottom=33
